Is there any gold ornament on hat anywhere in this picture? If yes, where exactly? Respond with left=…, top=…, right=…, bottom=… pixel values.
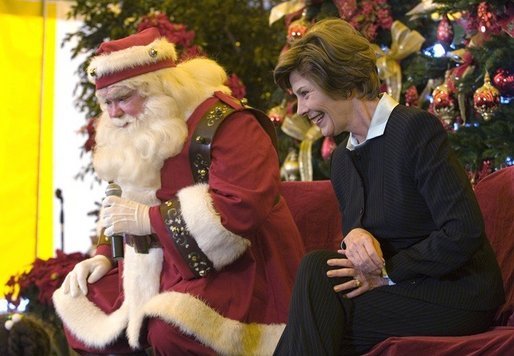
left=374, top=21, right=425, bottom=101
left=149, top=48, right=158, bottom=57
left=473, top=71, right=500, bottom=121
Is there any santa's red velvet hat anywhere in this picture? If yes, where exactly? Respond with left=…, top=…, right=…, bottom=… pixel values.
left=87, top=27, right=177, bottom=89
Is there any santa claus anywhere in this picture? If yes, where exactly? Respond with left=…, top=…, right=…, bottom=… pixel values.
left=53, top=27, right=304, bottom=355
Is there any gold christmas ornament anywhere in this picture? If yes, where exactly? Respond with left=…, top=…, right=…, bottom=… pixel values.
left=473, top=72, right=500, bottom=121
left=432, top=74, right=457, bottom=125
left=281, top=149, right=300, bottom=181
left=267, top=100, right=287, bottom=126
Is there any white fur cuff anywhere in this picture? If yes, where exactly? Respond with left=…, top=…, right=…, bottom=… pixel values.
left=177, top=184, right=250, bottom=270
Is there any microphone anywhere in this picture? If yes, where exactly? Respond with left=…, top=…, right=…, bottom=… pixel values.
left=105, top=182, right=124, bottom=260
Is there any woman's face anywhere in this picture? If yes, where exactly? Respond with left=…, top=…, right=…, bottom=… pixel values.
left=289, top=70, right=351, bottom=137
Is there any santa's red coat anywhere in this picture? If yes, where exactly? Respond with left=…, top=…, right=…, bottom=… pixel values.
left=54, top=93, right=304, bottom=355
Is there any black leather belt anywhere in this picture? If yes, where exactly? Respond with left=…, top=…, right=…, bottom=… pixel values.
left=124, top=234, right=161, bottom=254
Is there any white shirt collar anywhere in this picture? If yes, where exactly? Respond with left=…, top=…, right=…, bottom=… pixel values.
left=347, top=93, right=398, bottom=150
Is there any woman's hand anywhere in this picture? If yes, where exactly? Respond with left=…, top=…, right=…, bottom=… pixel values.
left=341, top=228, right=384, bottom=274
left=326, top=254, right=387, bottom=298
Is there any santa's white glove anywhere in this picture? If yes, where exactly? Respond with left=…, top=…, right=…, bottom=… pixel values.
left=101, top=196, right=151, bottom=236
left=62, top=255, right=111, bottom=297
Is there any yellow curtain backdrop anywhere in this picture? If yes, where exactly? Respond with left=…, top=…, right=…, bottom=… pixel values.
left=0, top=1, right=55, bottom=296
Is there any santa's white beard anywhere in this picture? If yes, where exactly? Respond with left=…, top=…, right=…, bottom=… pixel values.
left=93, top=95, right=188, bottom=204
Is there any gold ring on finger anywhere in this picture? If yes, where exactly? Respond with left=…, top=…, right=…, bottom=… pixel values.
left=354, top=278, right=361, bottom=288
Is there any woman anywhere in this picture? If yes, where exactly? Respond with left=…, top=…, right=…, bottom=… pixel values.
left=273, top=18, right=504, bottom=355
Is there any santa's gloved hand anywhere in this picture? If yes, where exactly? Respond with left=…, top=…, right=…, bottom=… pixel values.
left=101, top=196, right=151, bottom=236
left=62, top=255, right=111, bottom=297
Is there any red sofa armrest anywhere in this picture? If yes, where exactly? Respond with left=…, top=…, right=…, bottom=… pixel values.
left=280, top=180, right=342, bottom=252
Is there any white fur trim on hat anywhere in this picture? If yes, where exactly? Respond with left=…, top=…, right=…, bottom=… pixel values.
left=88, top=37, right=177, bottom=88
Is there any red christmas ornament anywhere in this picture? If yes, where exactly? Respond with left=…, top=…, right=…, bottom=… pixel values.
left=321, top=136, right=337, bottom=161
left=493, top=68, right=514, bottom=96
left=404, top=85, right=419, bottom=107
left=287, top=17, right=310, bottom=44
left=432, top=80, right=457, bottom=125
left=437, top=14, right=454, bottom=45
left=477, top=2, right=500, bottom=34
left=473, top=72, right=500, bottom=121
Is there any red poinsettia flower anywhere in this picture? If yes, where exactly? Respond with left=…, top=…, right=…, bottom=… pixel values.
left=137, top=12, right=199, bottom=55
left=5, top=250, right=88, bottom=308
left=79, top=116, right=97, bottom=153
left=225, top=74, right=247, bottom=100
left=334, top=0, right=393, bottom=41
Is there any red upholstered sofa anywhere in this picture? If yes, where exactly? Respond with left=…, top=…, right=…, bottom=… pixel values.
left=279, top=166, right=514, bottom=355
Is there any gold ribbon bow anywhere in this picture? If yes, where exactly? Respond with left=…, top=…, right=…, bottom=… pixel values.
left=374, top=21, right=425, bottom=101
left=448, top=48, right=475, bottom=125
left=280, top=113, right=322, bottom=181
left=299, top=125, right=322, bottom=181
left=269, top=0, right=306, bottom=26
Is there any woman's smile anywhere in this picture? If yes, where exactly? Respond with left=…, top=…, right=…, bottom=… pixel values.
left=308, top=111, right=324, bottom=125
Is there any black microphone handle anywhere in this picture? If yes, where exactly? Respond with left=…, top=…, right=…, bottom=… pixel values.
left=111, top=235, right=124, bottom=260
left=105, top=182, right=124, bottom=260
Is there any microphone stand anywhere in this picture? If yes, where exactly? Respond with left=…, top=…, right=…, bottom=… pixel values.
left=55, top=189, right=64, bottom=251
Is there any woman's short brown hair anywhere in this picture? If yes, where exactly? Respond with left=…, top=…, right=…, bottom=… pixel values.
left=274, top=18, right=380, bottom=100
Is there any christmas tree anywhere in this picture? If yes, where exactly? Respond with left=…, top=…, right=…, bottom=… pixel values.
left=267, top=0, right=513, bottom=183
